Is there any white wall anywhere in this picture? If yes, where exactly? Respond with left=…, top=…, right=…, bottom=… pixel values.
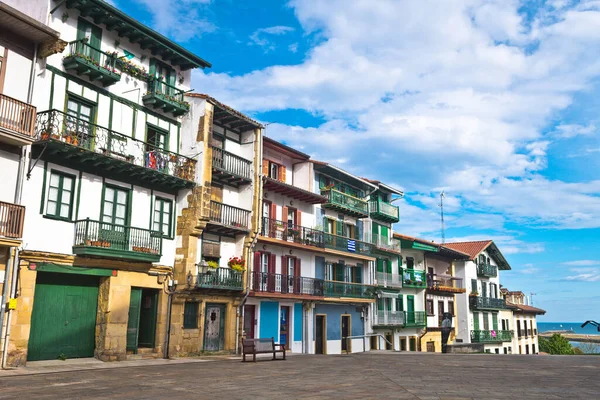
left=1, top=47, right=33, bottom=103
left=3, top=0, right=49, bottom=24
left=0, top=150, right=19, bottom=203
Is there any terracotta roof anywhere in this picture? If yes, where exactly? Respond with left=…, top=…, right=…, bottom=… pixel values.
left=186, top=93, right=263, bottom=129
left=360, top=177, right=404, bottom=195
left=392, top=233, right=469, bottom=259
left=263, top=136, right=310, bottom=160
left=506, top=301, right=546, bottom=315
left=442, top=240, right=493, bottom=260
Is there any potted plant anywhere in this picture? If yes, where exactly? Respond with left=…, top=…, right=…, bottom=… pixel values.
left=228, top=256, right=245, bottom=272
left=469, top=291, right=479, bottom=297
left=207, top=260, right=219, bottom=270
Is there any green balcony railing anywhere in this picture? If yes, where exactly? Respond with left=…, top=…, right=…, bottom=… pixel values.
left=369, top=200, right=399, bottom=223
left=477, top=263, right=498, bottom=278
left=469, top=296, right=508, bottom=310
left=323, top=281, right=374, bottom=299
left=323, top=233, right=374, bottom=256
left=321, top=189, right=369, bottom=217
left=62, top=40, right=121, bottom=86
left=404, top=311, right=427, bottom=327
left=143, top=78, right=189, bottom=116
left=471, top=330, right=513, bottom=343
left=73, top=218, right=162, bottom=262
left=197, top=267, right=243, bottom=290
left=402, top=268, right=427, bottom=288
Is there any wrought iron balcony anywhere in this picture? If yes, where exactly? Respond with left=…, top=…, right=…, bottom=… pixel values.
left=33, top=110, right=196, bottom=191
left=404, top=311, right=427, bottom=327
left=260, top=217, right=324, bottom=247
left=62, top=41, right=121, bottom=86
left=0, top=201, right=25, bottom=239
left=251, top=271, right=324, bottom=296
left=469, top=296, right=508, bottom=310
left=371, top=233, right=401, bottom=252
left=0, top=93, right=36, bottom=145
left=321, top=188, right=368, bottom=218
left=369, top=200, right=399, bottom=223
left=471, top=330, right=513, bottom=343
left=206, top=201, right=250, bottom=235
left=73, top=219, right=162, bottom=262
left=375, top=272, right=402, bottom=288
left=323, top=281, right=374, bottom=299
left=143, top=78, right=189, bottom=116
left=211, top=146, right=252, bottom=187
left=197, top=267, right=243, bottom=291
left=402, top=269, right=427, bottom=288
left=427, top=273, right=466, bottom=294
left=477, top=263, right=498, bottom=278
left=324, top=233, right=374, bottom=256
left=374, top=310, right=405, bottom=326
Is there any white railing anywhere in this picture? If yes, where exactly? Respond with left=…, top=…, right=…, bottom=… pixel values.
left=376, top=272, right=402, bottom=287
left=374, top=310, right=405, bottom=326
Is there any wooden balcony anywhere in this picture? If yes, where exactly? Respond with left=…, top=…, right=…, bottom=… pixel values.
left=73, top=219, right=162, bottom=262
left=33, top=110, right=196, bottom=192
left=0, top=201, right=25, bottom=239
left=321, top=189, right=368, bottom=218
left=211, top=146, right=252, bottom=187
left=471, top=330, right=513, bottom=343
left=205, top=201, right=250, bottom=236
left=197, top=267, right=243, bottom=291
left=369, top=200, right=399, bottom=223
left=62, top=41, right=121, bottom=87
left=469, top=296, right=508, bottom=310
left=260, top=217, right=325, bottom=247
left=251, top=271, right=324, bottom=297
left=143, top=78, right=189, bottom=117
left=0, top=93, right=36, bottom=146
left=402, top=269, right=427, bottom=288
left=427, top=274, right=466, bottom=294
left=477, top=263, right=498, bottom=278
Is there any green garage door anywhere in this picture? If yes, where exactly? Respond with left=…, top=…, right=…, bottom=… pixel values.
left=28, top=272, right=99, bottom=361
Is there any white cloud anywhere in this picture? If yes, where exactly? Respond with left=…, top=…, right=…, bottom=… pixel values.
left=562, top=260, right=600, bottom=266
left=288, top=43, right=299, bottom=53
left=249, top=26, right=295, bottom=52
left=565, top=268, right=600, bottom=281
left=552, top=124, right=596, bottom=139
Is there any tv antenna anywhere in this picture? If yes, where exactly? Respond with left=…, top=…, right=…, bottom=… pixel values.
left=439, top=191, right=446, bottom=244
left=530, top=292, right=536, bottom=306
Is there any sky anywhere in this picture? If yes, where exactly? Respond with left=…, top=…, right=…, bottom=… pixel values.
left=114, top=0, right=600, bottom=322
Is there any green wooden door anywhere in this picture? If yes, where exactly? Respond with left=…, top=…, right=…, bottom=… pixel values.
left=126, top=288, right=142, bottom=352
left=203, top=303, right=225, bottom=351
left=138, top=289, right=158, bottom=348
left=473, top=312, right=480, bottom=331
left=28, top=272, right=98, bottom=361
left=407, top=295, right=415, bottom=324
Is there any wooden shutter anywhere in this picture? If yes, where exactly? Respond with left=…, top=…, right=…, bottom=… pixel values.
left=335, top=263, right=345, bottom=282
left=253, top=252, right=261, bottom=273
left=270, top=203, right=277, bottom=221
left=354, top=264, right=362, bottom=283
left=279, top=165, right=286, bottom=182
left=282, top=206, right=288, bottom=225
left=398, top=256, right=403, bottom=275
left=262, top=159, right=269, bottom=176
left=376, top=258, right=384, bottom=273
left=396, top=295, right=403, bottom=311
left=356, top=220, right=362, bottom=240
left=294, top=258, right=301, bottom=277
left=336, top=220, right=343, bottom=236
left=295, top=209, right=301, bottom=227
left=471, top=279, right=477, bottom=293
left=473, top=312, right=480, bottom=330
left=268, top=253, right=276, bottom=291
left=492, top=313, right=498, bottom=330
left=294, top=258, right=301, bottom=293
left=281, top=256, right=287, bottom=275
left=385, top=259, right=392, bottom=274
left=377, top=298, right=384, bottom=311
left=268, top=254, right=276, bottom=274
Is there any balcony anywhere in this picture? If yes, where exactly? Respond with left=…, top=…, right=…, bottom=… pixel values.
left=206, top=201, right=250, bottom=236
left=477, top=263, right=498, bottom=278
left=471, top=330, right=513, bottom=343
left=33, top=110, right=196, bottom=192
left=371, top=233, right=401, bottom=253
left=324, top=233, right=374, bottom=256
left=211, top=146, right=252, bottom=187
left=62, top=41, right=121, bottom=87
left=321, top=189, right=368, bottom=218
left=469, top=296, right=508, bottom=310
left=262, top=176, right=328, bottom=204
left=375, top=272, right=402, bottom=288
left=0, top=201, right=25, bottom=239
left=0, top=93, right=36, bottom=146
left=323, top=281, right=374, bottom=299
left=374, top=310, right=405, bottom=327
left=369, top=200, right=399, bottom=223
left=197, top=267, right=243, bottom=291
left=427, top=274, right=466, bottom=294
left=404, top=311, right=427, bottom=327
left=73, top=219, right=162, bottom=263
left=143, top=78, right=189, bottom=117
left=251, top=271, right=324, bottom=297
left=260, top=217, right=325, bottom=247
left=402, top=269, right=427, bottom=288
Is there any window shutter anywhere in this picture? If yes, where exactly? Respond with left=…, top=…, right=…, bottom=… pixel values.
left=377, top=298, right=384, bottom=311
left=281, top=256, right=287, bottom=275
left=168, top=67, right=176, bottom=88
left=355, top=264, right=362, bottom=283
left=473, top=312, right=480, bottom=330
left=253, top=251, right=261, bottom=273
left=396, top=295, right=403, bottom=311
left=76, top=18, right=87, bottom=40
left=279, top=165, right=286, bottom=182
left=385, top=259, right=392, bottom=274
left=295, top=258, right=301, bottom=277
left=323, top=216, right=329, bottom=232
left=356, top=220, right=363, bottom=240
left=270, top=203, right=277, bottom=221
left=282, top=206, right=288, bottom=225
left=295, top=209, right=301, bottom=227
left=268, top=253, right=276, bottom=274
left=376, top=258, right=384, bottom=273
left=262, top=159, right=269, bottom=176
left=471, top=279, right=477, bottom=293
left=398, top=256, right=403, bottom=275
left=335, top=263, right=345, bottom=282
left=335, top=220, right=343, bottom=236
left=492, top=313, right=498, bottom=330
left=149, top=58, right=156, bottom=77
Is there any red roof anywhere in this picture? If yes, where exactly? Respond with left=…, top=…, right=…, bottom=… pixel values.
left=506, top=301, right=546, bottom=315
left=442, top=240, right=493, bottom=260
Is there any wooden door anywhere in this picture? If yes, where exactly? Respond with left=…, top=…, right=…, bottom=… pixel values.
left=204, top=303, right=225, bottom=351
left=406, top=295, right=415, bottom=324
left=315, top=315, right=325, bottom=355
left=279, top=306, right=290, bottom=350
left=426, top=342, right=435, bottom=352
left=341, top=315, right=351, bottom=353
left=438, top=301, right=445, bottom=326
left=138, top=289, right=158, bottom=348
left=126, top=288, right=142, bottom=352
left=28, top=273, right=99, bottom=361
left=243, top=305, right=255, bottom=339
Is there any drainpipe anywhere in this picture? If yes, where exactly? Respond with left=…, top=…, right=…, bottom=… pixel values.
left=2, top=249, right=20, bottom=369
left=163, top=288, right=173, bottom=359
left=236, top=234, right=258, bottom=354
left=0, top=248, right=14, bottom=369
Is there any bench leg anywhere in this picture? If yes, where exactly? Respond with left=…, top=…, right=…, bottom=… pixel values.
left=242, top=353, right=246, bottom=362
left=253, top=352, right=256, bottom=362
left=283, top=350, right=286, bottom=360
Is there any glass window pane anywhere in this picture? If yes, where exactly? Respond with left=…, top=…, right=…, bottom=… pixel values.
left=48, top=187, right=59, bottom=201
left=115, top=217, right=125, bottom=225
left=60, top=204, right=70, bottom=218
left=47, top=201, right=57, bottom=215
left=153, top=221, right=160, bottom=231
left=63, top=177, right=73, bottom=189
left=117, top=190, right=127, bottom=204
left=50, top=173, right=60, bottom=187
left=116, top=204, right=126, bottom=218
left=105, top=188, right=114, bottom=200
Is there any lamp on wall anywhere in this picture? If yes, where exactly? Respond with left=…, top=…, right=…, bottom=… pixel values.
left=290, top=200, right=294, bottom=206
left=289, top=249, right=293, bottom=255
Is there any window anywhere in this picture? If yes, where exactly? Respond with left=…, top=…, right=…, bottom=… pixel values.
left=517, top=320, right=522, bottom=337
left=471, top=279, right=477, bottom=293
left=153, top=197, right=173, bottom=237
left=495, top=348, right=499, bottom=354
left=396, top=295, right=403, bottom=312
left=66, top=96, right=94, bottom=148
left=269, top=162, right=279, bottom=180
left=406, top=257, right=414, bottom=269
left=146, top=124, right=169, bottom=152
left=102, top=186, right=129, bottom=226
left=426, top=299, right=434, bottom=315
left=448, top=301, right=454, bottom=316
left=532, top=344, right=536, bottom=354
left=326, top=262, right=346, bottom=282
left=504, top=347, right=508, bottom=354
left=46, top=171, right=75, bottom=220
left=183, top=302, right=199, bottom=329
left=150, top=58, right=176, bottom=94
left=482, top=312, right=489, bottom=330
left=263, top=159, right=286, bottom=182
left=350, top=266, right=362, bottom=283
left=0, top=47, right=7, bottom=93
left=77, top=18, right=102, bottom=61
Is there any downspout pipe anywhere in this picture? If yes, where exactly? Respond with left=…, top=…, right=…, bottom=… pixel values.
left=2, top=249, right=19, bottom=369
left=0, top=248, right=14, bottom=369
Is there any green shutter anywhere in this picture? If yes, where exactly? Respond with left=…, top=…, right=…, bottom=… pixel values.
left=168, top=67, right=176, bottom=87
left=76, top=18, right=87, bottom=41
left=372, top=222, right=379, bottom=235
left=380, top=225, right=389, bottom=239
left=149, top=58, right=156, bottom=77
left=376, top=258, right=384, bottom=273
left=471, top=279, right=477, bottom=293
left=354, top=265, right=362, bottom=283
left=492, top=313, right=498, bottom=330
left=396, top=295, right=403, bottom=311
left=336, top=220, right=343, bottom=236
left=377, top=298, right=384, bottom=311
left=473, top=312, right=480, bottom=330
left=398, top=256, right=403, bottom=274
left=385, top=259, right=392, bottom=274
left=335, top=263, right=345, bottom=281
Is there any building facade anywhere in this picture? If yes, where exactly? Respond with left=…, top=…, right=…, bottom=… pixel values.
left=504, top=289, right=545, bottom=355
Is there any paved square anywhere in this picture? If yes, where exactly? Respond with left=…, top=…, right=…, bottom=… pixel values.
left=0, top=352, right=598, bottom=399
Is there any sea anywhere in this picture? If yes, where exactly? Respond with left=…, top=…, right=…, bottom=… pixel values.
left=538, top=322, right=600, bottom=353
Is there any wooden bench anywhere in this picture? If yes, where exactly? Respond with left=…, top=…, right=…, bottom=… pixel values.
left=242, top=337, right=286, bottom=362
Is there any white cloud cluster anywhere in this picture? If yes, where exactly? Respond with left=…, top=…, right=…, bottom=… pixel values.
left=188, top=0, right=600, bottom=239
left=249, top=26, right=295, bottom=52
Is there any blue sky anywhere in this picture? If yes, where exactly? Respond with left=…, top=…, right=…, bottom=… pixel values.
left=118, top=0, right=600, bottom=322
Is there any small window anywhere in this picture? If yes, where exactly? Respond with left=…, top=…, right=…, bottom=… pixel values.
left=46, top=171, right=75, bottom=220
left=183, top=302, right=199, bottom=329
left=146, top=125, right=168, bottom=152
left=426, top=299, right=434, bottom=315
left=406, top=257, right=414, bottom=269
left=153, top=197, right=173, bottom=237
left=448, top=301, right=454, bottom=316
